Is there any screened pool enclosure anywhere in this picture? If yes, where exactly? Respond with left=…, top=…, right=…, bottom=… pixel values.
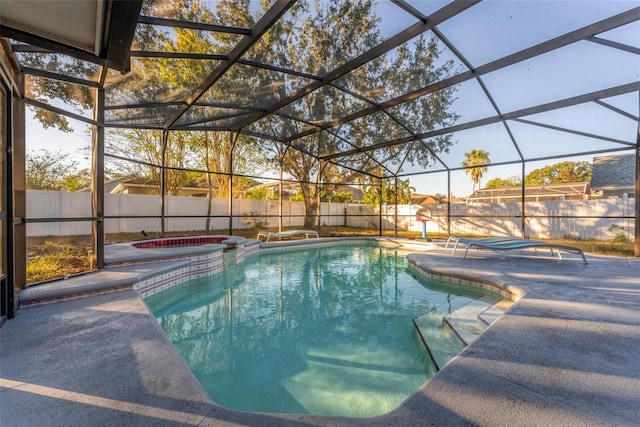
left=1, top=0, right=639, bottom=318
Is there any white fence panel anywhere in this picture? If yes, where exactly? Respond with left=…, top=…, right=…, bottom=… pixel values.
left=166, top=195, right=208, bottom=232
left=25, top=190, right=635, bottom=241
left=106, top=193, right=162, bottom=234
left=26, top=190, right=92, bottom=236
left=345, top=204, right=377, bottom=228
left=320, top=202, right=347, bottom=226
left=424, top=199, right=635, bottom=240
left=234, top=199, right=309, bottom=228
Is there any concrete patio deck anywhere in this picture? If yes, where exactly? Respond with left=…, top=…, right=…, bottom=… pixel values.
left=1, top=241, right=639, bottom=426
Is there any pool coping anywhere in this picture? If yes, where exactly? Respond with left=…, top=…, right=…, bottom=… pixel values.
left=18, top=235, right=261, bottom=307
left=3, top=238, right=640, bottom=426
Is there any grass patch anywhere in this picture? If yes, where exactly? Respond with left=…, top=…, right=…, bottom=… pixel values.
left=26, top=244, right=90, bottom=284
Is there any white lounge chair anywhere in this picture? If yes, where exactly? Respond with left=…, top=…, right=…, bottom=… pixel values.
left=446, top=236, right=524, bottom=254
left=460, top=238, right=587, bottom=264
left=256, top=230, right=319, bottom=242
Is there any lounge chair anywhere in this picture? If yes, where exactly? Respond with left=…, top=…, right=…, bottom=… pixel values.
left=256, top=229, right=319, bottom=242
left=460, top=238, right=587, bottom=264
left=446, top=236, right=524, bottom=254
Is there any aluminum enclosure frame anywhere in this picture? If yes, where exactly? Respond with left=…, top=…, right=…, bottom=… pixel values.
left=0, top=0, right=638, bottom=288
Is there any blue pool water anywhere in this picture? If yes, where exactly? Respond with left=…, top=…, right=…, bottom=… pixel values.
left=144, top=243, right=499, bottom=417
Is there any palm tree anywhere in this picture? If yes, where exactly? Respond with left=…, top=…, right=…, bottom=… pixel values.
left=395, top=178, right=416, bottom=205
left=462, top=149, right=491, bottom=193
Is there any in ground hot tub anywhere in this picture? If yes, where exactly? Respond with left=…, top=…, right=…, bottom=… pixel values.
left=132, top=236, right=230, bottom=248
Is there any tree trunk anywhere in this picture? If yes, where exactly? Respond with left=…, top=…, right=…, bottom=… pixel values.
left=300, top=182, right=317, bottom=228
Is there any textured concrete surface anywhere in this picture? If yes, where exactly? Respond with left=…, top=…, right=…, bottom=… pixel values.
left=2, top=242, right=639, bottom=426
left=19, top=261, right=189, bottom=305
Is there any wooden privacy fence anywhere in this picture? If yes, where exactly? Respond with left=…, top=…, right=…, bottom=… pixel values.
left=26, top=190, right=635, bottom=241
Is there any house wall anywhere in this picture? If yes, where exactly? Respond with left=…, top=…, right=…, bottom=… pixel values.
left=25, top=190, right=636, bottom=241
left=602, top=190, right=635, bottom=199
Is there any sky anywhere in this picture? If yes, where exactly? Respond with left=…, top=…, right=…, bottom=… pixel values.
left=23, top=0, right=640, bottom=198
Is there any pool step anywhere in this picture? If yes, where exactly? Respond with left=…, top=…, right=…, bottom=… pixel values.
left=413, top=295, right=480, bottom=370
left=478, top=299, right=513, bottom=325
left=413, top=295, right=512, bottom=371
left=443, top=295, right=502, bottom=346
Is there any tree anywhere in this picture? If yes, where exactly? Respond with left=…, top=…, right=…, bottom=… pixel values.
left=23, top=58, right=94, bottom=132
left=394, top=178, right=415, bottom=205
left=361, top=175, right=413, bottom=205
left=60, top=168, right=92, bottom=191
left=525, top=161, right=591, bottom=185
left=26, top=0, right=459, bottom=229
left=106, top=129, right=195, bottom=196
left=485, top=176, right=521, bottom=188
left=246, top=186, right=268, bottom=200
left=462, top=149, right=491, bottom=192
left=26, top=149, right=80, bottom=190
left=106, top=0, right=266, bottom=230
left=322, top=190, right=353, bottom=203
left=246, top=0, right=458, bottom=227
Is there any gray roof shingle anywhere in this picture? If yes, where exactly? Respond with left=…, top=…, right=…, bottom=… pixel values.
left=590, top=153, right=636, bottom=190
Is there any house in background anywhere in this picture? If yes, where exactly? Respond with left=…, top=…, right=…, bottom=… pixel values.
left=411, top=194, right=465, bottom=205
left=81, top=176, right=214, bottom=197
left=110, top=181, right=211, bottom=197
left=245, top=181, right=364, bottom=201
left=590, top=153, right=636, bottom=199
left=466, top=182, right=591, bottom=203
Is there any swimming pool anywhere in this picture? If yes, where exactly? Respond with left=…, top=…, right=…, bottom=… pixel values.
left=144, top=242, right=507, bottom=417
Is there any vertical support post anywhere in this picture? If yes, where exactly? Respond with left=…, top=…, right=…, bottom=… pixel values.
left=160, top=130, right=168, bottom=237
left=316, top=160, right=324, bottom=231
left=378, top=178, right=383, bottom=236
left=228, top=132, right=238, bottom=235
left=278, top=158, right=283, bottom=233
left=394, top=176, right=399, bottom=238
left=635, top=128, right=639, bottom=257
left=521, top=161, right=526, bottom=238
left=1, top=78, right=12, bottom=321
left=91, top=88, right=105, bottom=269
left=447, top=170, right=451, bottom=237
left=278, top=145, right=290, bottom=233
left=10, top=74, right=26, bottom=317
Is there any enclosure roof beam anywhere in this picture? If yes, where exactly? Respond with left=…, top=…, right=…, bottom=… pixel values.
left=161, top=0, right=296, bottom=130
left=227, top=0, right=480, bottom=133
left=130, top=51, right=227, bottom=60
left=0, top=25, right=107, bottom=67
left=21, top=66, right=100, bottom=88
left=320, top=128, right=395, bottom=176
left=104, top=101, right=186, bottom=110
left=283, top=7, right=640, bottom=144
left=137, top=15, right=251, bottom=35
left=321, top=81, right=640, bottom=161
left=238, top=129, right=318, bottom=159
left=396, top=146, right=636, bottom=177
left=24, top=97, right=101, bottom=127
left=429, top=24, right=525, bottom=166
left=594, top=99, right=640, bottom=121
left=430, top=25, right=525, bottom=162
left=390, top=0, right=428, bottom=22
left=512, top=118, right=636, bottom=147
left=586, top=36, right=640, bottom=55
